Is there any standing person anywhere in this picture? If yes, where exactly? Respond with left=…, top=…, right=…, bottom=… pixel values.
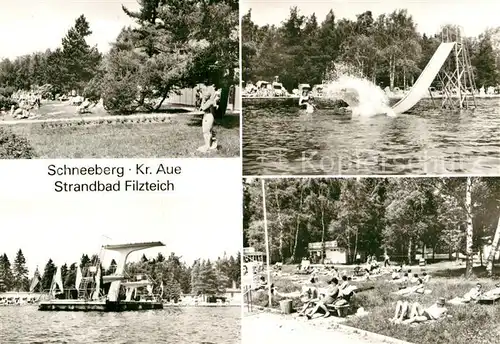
left=384, top=253, right=391, bottom=267
left=197, top=85, right=220, bottom=153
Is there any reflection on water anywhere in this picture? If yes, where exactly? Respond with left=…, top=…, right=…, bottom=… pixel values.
left=0, top=306, right=240, bottom=344
left=243, top=98, right=500, bottom=175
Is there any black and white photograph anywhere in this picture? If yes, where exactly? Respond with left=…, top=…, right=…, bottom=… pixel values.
left=242, top=0, right=500, bottom=175
left=0, top=194, right=241, bottom=343
left=0, top=0, right=240, bottom=159
left=243, top=176, right=500, bottom=344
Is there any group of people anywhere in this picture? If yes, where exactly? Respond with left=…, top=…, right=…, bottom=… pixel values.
left=297, top=274, right=357, bottom=319
left=391, top=279, right=500, bottom=325
left=448, top=282, right=500, bottom=305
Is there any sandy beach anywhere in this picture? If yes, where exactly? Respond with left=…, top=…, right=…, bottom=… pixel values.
left=242, top=312, right=391, bottom=344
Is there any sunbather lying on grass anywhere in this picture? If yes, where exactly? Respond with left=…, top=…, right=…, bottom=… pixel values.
left=390, top=298, right=449, bottom=324
left=482, top=283, right=500, bottom=298
left=449, top=283, right=482, bottom=305
left=393, top=278, right=426, bottom=296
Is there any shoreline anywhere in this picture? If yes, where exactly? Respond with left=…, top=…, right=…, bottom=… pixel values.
left=242, top=311, right=412, bottom=344
left=163, top=303, right=241, bottom=308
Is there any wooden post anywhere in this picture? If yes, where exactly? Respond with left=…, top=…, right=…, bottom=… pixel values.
left=261, top=179, right=273, bottom=309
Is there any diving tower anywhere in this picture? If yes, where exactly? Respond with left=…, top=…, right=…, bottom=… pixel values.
left=39, top=241, right=165, bottom=311
left=104, top=241, right=165, bottom=302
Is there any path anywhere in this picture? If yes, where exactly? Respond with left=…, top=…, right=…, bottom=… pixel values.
left=0, top=111, right=204, bottom=125
left=242, top=312, right=400, bottom=344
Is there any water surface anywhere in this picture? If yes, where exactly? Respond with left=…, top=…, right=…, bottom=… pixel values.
left=0, top=306, right=240, bottom=344
left=243, top=98, right=500, bottom=175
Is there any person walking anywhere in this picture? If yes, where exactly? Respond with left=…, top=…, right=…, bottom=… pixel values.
left=384, top=253, right=391, bottom=267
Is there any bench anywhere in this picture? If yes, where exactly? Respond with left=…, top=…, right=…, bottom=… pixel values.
left=325, top=303, right=350, bottom=317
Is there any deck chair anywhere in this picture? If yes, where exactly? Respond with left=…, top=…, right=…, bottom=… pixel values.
left=477, top=294, right=500, bottom=305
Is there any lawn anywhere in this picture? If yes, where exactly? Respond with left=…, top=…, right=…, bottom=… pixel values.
left=6, top=112, right=240, bottom=158
left=250, top=264, right=500, bottom=344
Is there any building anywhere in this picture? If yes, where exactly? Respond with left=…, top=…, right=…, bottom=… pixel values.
left=308, top=241, right=348, bottom=264
left=243, top=247, right=266, bottom=264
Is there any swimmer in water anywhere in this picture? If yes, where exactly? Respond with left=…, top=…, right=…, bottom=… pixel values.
left=299, top=90, right=315, bottom=114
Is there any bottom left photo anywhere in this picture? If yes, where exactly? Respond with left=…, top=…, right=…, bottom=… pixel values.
left=0, top=195, right=241, bottom=344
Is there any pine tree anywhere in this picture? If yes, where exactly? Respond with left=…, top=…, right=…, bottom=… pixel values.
left=199, top=259, right=219, bottom=296
left=64, top=263, right=77, bottom=289
left=80, top=254, right=90, bottom=268
left=190, top=260, right=202, bottom=295
left=0, top=253, right=14, bottom=291
left=164, top=272, right=182, bottom=302
left=0, top=254, right=13, bottom=291
left=60, top=263, right=68, bottom=287
left=41, top=259, right=57, bottom=291
left=60, top=14, right=102, bottom=93
left=13, top=249, right=29, bottom=291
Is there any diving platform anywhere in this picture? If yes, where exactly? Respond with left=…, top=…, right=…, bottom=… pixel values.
left=38, top=241, right=165, bottom=312
left=38, top=299, right=163, bottom=312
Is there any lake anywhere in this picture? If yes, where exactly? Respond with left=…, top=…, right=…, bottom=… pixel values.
left=242, top=98, right=500, bottom=175
left=0, top=306, right=240, bottom=344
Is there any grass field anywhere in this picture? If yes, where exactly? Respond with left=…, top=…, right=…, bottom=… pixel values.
left=250, top=264, right=500, bottom=344
left=1, top=101, right=240, bottom=158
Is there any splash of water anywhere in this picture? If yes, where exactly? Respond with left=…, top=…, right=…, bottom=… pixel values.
left=322, top=63, right=395, bottom=117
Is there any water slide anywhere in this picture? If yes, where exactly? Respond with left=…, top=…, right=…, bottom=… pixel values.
left=392, top=42, right=456, bottom=114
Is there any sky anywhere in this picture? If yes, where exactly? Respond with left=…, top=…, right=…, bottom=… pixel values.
left=0, top=0, right=140, bottom=59
left=242, top=0, right=500, bottom=37
left=0, top=194, right=242, bottom=276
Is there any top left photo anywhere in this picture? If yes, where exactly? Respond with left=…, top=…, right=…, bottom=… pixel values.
left=0, top=0, right=240, bottom=159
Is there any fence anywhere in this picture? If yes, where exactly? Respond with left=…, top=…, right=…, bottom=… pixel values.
left=166, top=86, right=241, bottom=111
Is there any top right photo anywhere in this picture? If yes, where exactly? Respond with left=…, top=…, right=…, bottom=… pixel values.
left=242, top=0, right=500, bottom=176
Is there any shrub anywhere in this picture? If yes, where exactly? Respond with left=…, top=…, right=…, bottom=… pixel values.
left=101, top=75, right=139, bottom=115
left=83, top=77, right=103, bottom=103
left=0, top=96, right=18, bottom=111
left=0, top=87, right=15, bottom=98
left=0, top=127, right=35, bottom=158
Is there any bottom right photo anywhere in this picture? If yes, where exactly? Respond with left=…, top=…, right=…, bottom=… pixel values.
left=242, top=177, right=500, bottom=344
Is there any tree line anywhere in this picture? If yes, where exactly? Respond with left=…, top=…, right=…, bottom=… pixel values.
left=242, top=7, right=500, bottom=91
left=0, top=249, right=241, bottom=301
left=243, top=178, right=500, bottom=278
left=0, top=0, right=238, bottom=116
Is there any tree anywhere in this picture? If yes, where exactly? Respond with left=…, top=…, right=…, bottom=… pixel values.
left=100, top=1, right=198, bottom=114
left=0, top=254, right=14, bottom=291
left=12, top=249, right=29, bottom=291
left=80, top=254, right=90, bottom=268
left=60, top=263, right=68, bottom=288
left=191, top=260, right=202, bottom=295
left=41, top=259, right=57, bottom=291
left=64, top=263, right=77, bottom=289
left=465, top=177, right=474, bottom=277
left=60, top=15, right=102, bottom=93
left=473, top=33, right=499, bottom=88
